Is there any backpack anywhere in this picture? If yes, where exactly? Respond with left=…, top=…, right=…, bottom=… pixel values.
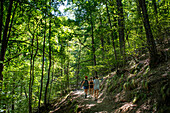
left=83, top=80, right=89, bottom=87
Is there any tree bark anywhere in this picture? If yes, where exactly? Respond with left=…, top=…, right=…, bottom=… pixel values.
left=106, top=1, right=118, bottom=69
left=32, top=29, right=39, bottom=86
left=28, top=19, right=35, bottom=113
left=76, top=45, right=81, bottom=88
left=152, top=0, right=161, bottom=43
left=49, top=60, right=54, bottom=102
left=44, top=8, right=52, bottom=105
left=0, top=0, right=4, bottom=43
left=116, top=0, right=125, bottom=67
left=29, top=40, right=33, bottom=113
left=0, top=0, right=13, bottom=81
left=90, top=13, right=97, bottom=76
left=99, top=13, right=105, bottom=60
left=12, top=79, right=15, bottom=113
left=138, top=0, right=158, bottom=68
left=66, top=60, right=69, bottom=89
left=24, top=86, right=28, bottom=98
left=38, top=11, right=46, bottom=113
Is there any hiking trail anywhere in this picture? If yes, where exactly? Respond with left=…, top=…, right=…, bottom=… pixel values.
left=49, top=76, right=115, bottom=113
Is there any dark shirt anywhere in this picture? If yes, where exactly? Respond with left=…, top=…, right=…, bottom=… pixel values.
left=90, top=81, right=93, bottom=88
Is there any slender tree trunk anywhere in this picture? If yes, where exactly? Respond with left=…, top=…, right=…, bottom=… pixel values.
left=152, top=0, right=158, bottom=23
left=38, top=12, right=46, bottom=113
left=116, top=0, right=125, bottom=67
left=90, top=13, right=97, bottom=76
left=29, top=45, right=33, bottom=113
left=29, top=20, right=35, bottom=113
left=136, top=0, right=145, bottom=47
left=32, top=24, right=39, bottom=86
left=29, top=26, right=39, bottom=110
left=117, top=0, right=125, bottom=55
left=0, top=0, right=4, bottom=43
left=106, top=1, right=118, bottom=69
left=7, top=3, right=17, bottom=41
left=12, top=79, right=15, bottom=113
left=125, top=30, right=130, bottom=48
left=138, top=0, right=158, bottom=68
left=60, top=61, right=63, bottom=95
left=44, top=9, right=52, bottom=105
left=65, top=60, right=69, bottom=89
left=152, top=0, right=161, bottom=43
left=99, top=13, right=105, bottom=60
left=49, top=60, right=54, bottom=102
left=24, top=86, right=28, bottom=98
left=76, top=46, right=81, bottom=88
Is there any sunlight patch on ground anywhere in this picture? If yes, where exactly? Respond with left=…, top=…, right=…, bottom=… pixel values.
left=85, top=104, right=96, bottom=109
left=116, top=102, right=137, bottom=113
left=94, top=111, right=108, bottom=113
left=115, top=91, right=126, bottom=102
left=73, top=90, right=84, bottom=95
left=97, top=97, right=105, bottom=104
left=99, top=92, right=103, bottom=98
left=97, top=92, right=105, bottom=103
left=72, top=90, right=85, bottom=99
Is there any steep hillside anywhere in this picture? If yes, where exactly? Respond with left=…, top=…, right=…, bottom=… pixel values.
left=106, top=57, right=170, bottom=113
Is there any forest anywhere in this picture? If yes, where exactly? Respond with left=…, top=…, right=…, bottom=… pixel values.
left=0, top=0, right=169, bottom=113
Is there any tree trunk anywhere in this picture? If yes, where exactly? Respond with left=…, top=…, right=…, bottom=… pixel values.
left=0, top=0, right=4, bottom=43
left=60, top=61, right=63, bottom=95
left=0, top=0, right=13, bottom=81
left=116, top=0, right=125, bottom=67
left=90, top=13, right=97, bottom=76
left=32, top=24, right=40, bottom=86
left=138, top=0, right=158, bottom=68
left=28, top=16, right=35, bottom=112
left=66, top=60, right=69, bottom=89
left=76, top=45, right=81, bottom=88
left=38, top=12, right=46, bottom=113
left=29, top=43, right=33, bottom=113
left=44, top=10, right=52, bottom=105
left=7, top=3, right=17, bottom=41
left=24, top=86, right=28, bottom=98
left=152, top=0, right=161, bottom=43
left=125, top=30, right=130, bottom=48
left=12, top=79, right=15, bottom=113
left=1, top=1, right=15, bottom=110
left=99, top=13, right=105, bottom=60
left=49, top=60, right=54, bottom=102
left=106, top=1, right=118, bottom=69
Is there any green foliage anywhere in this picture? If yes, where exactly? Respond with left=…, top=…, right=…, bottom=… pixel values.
left=141, top=80, right=149, bottom=90
left=74, top=104, right=79, bottom=113
left=0, top=0, right=168, bottom=112
left=123, top=82, right=130, bottom=91
left=160, top=83, right=169, bottom=101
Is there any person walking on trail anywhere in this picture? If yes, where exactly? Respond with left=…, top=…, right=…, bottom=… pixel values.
left=81, top=76, right=89, bottom=98
left=89, top=77, right=94, bottom=96
left=93, top=76, right=100, bottom=100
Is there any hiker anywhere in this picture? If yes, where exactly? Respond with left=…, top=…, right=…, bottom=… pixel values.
left=93, top=75, right=100, bottom=100
left=89, top=77, right=94, bottom=96
left=80, top=80, right=84, bottom=88
left=81, top=76, right=89, bottom=98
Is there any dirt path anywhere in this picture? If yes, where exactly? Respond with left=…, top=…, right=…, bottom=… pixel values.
left=49, top=77, right=115, bottom=113
left=70, top=89, right=114, bottom=113
left=69, top=77, right=115, bottom=113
